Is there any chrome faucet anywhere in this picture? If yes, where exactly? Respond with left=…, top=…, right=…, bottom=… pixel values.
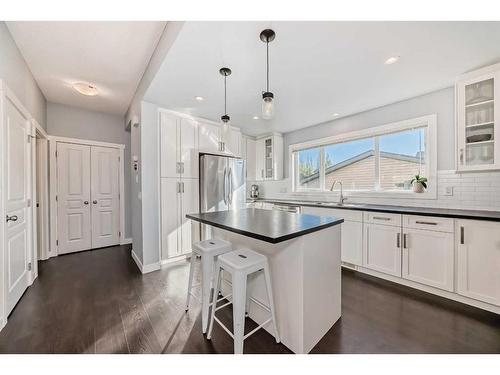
left=330, top=180, right=347, bottom=205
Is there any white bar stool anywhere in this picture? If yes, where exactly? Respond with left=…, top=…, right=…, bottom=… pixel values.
left=207, top=248, right=280, bottom=354
left=185, top=238, right=232, bottom=334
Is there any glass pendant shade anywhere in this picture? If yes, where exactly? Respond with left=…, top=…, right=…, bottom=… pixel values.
left=262, top=92, right=274, bottom=119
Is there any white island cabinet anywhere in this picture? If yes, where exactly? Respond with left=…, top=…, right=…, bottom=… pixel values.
left=187, top=208, right=344, bottom=354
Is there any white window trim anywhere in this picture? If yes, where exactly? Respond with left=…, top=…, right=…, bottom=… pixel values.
left=289, top=114, right=437, bottom=200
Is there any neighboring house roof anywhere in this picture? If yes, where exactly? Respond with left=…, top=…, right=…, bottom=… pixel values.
left=300, top=150, right=424, bottom=183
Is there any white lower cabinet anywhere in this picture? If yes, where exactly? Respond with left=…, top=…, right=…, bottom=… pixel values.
left=161, top=177, right=199, bottom=259
left=402, top=227, right=454, bottom=292
left=457, top=219, right=500, bottom=306
left=363, top=222, right=402, bottom=277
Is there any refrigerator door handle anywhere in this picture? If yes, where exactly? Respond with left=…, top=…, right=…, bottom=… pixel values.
left=228, top=168, right=233, bottom=205
left=223, top=167, right=228, bottom=205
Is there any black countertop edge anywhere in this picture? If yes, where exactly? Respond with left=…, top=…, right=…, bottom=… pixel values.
left=250, top=198, right=500, bottom=222
left=186, top=212, right=344, bottom=244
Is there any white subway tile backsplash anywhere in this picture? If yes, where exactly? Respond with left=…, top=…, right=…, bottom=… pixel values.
left=250, top=169, right=500, bottom=212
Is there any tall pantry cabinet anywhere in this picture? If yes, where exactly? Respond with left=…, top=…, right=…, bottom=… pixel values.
left=159, top=111, right=199, bottom=260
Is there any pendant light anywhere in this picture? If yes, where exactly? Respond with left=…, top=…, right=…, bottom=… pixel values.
left=260, top=29, right=276, bottom=119
left=219, top=67, right=232, bottom=140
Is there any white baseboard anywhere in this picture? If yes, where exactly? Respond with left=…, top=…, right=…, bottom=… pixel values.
left=131, top=249, right=160, bottom=274
left=160, top=253, right=191, bottom=267
left=121, top=237, right=133, bottom=245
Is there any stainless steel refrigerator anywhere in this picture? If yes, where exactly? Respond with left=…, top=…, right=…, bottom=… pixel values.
left=199, top=153, right=246, bottom=238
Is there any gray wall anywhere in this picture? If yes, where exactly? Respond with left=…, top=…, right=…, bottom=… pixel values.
left=283, top=87, right=455, bottom=177
left=0, top=22, right=46, bottom=128
left=125, top=22, right=183, bottom=266
left=47, top=102, right=132, bottom=239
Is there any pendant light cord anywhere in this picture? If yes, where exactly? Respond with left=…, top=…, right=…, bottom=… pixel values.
left=224, top=74, right=227, bottom=115
left=266, top=40, right=270, bottom=92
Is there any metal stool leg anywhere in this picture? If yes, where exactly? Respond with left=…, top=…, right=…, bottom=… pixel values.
left=231, top=272, right=247, bottom=354
left=207, top=264, right=222, bottom=340
left=185, top=252, right=197, bottom=311
left=263, top=263, right=280, bottom=343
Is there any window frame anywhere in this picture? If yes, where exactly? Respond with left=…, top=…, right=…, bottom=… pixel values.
left=289, top=114, right=437, bottom=199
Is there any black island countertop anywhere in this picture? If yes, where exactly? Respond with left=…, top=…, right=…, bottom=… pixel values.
left=186, top=208, right=344, bottom=244
left=251, top=198, right=500, bottom=222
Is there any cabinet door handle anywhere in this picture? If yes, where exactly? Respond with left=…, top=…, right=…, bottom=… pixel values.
left=459, top=149, right=464, bottom=165
left=181, top=182, right=185, bottom=193
left=415, top=221, right=437, bottom=226
left=403, top=233, right=408, bottom=249
left=460, top=226, right=465, bottom=244
left=177, top=182, right=180, bottom=193
left=373, top=216, right=391, bottom=221
left=396, top=232, right=400, bottom=248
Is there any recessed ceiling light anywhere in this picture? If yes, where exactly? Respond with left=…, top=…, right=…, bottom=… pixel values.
left=195, top=96, right=204, bottom=101
left=384, top=56, right=400, bottom=65
left=332, top=113, right=340, bottom=117
left=73, top=82, right=98, bottom=96
left=253, top=116, right=259, bottom=120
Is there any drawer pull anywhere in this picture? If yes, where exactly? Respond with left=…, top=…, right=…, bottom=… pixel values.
left=373, top=216, right=391, bottom=221
left=415, top=221, right=437, bottom=226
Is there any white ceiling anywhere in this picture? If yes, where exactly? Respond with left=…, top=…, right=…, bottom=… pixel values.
left=7, top=21, right=166, bottom=115
left=145, top=21, right=500, bottom=136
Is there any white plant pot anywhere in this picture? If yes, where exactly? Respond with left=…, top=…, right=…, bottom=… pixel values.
left=413, top=182, right=425, bottom=193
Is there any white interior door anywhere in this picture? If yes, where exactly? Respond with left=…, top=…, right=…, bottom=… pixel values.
left=3, top=97, right=31, bottom=315
left=91, top=146, right=120, bottom=248
left=57, top=142, right=91, bottom=254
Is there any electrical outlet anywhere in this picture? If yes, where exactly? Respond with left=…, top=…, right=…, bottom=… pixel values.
left=444, top=186, right=454, bottom=196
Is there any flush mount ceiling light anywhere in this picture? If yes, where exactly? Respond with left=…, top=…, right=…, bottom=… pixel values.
left=384, top=55, right=400, bottom=65
left=73, top=82, right=99, bottom=96
left=332, top=113, right=340, bottom=117
left=260, top=28, right=276, bottom=120
left=219, top=67, right=232, bottom=127
left=195, top=96, right=205, bottom=101
left=253, top=116, right=260, bottom=120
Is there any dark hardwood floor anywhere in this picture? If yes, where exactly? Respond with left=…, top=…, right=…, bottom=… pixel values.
left=0, top=244, right=499, bottom=354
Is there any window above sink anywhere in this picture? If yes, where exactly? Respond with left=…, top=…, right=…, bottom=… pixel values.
left=290, top=114, right=437, bottom=199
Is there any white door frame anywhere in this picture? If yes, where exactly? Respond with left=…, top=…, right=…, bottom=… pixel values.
left=48, top=136, right=125, bottom=256
left=30, top=119, right=50, bottom=283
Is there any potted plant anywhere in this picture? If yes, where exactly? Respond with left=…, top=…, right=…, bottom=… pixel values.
left=411, top=174, right=427, bottom=193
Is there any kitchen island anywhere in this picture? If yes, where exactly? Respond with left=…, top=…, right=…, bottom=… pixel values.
left=187, top=208, right=344, bottom=353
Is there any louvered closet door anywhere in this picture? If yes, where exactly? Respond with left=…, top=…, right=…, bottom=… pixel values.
left=57, top=142, right=92, bottom=254
left=91, top=146, right=120, bottom=248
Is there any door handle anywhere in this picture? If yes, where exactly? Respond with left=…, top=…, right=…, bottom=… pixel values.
left=460, top=226, right=465, bottom=245
left=228, top=168, right=233, bottom=205
left=6, top=215, right=18, bottom=222
left=83, top=201, right=89, bottom=205
left=459, top=149, right=464, bottom=165
left=396, top=232, right=400, bottom=248
left=223, top=168, right=227, bottom=205
left=403, top=233, right=408, bottom=249
left=93, top=200, right=98, bottom=204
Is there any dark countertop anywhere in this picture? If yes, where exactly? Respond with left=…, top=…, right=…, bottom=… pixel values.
left=250, top=198, right=500, bottom=222
left=186, top=208, right=344, bottom=244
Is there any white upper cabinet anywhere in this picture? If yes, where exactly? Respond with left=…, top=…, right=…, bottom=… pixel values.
left=255, top=133, right=283, bottom=181
left=199, top=120, right=241, bottom=156
left=160, top=112, right=199, bottom=178
left=199, top=121, right=221, bottom=154
left=456, top=63, right=500, bottom=171
left=457, top=219, right=500, bottom=307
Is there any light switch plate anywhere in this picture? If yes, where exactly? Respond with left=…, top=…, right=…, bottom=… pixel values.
left=444, top=186, right=454, bottom=196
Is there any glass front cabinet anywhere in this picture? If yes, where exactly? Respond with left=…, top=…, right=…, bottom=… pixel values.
left=456, top=64, right=500, bottom=171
